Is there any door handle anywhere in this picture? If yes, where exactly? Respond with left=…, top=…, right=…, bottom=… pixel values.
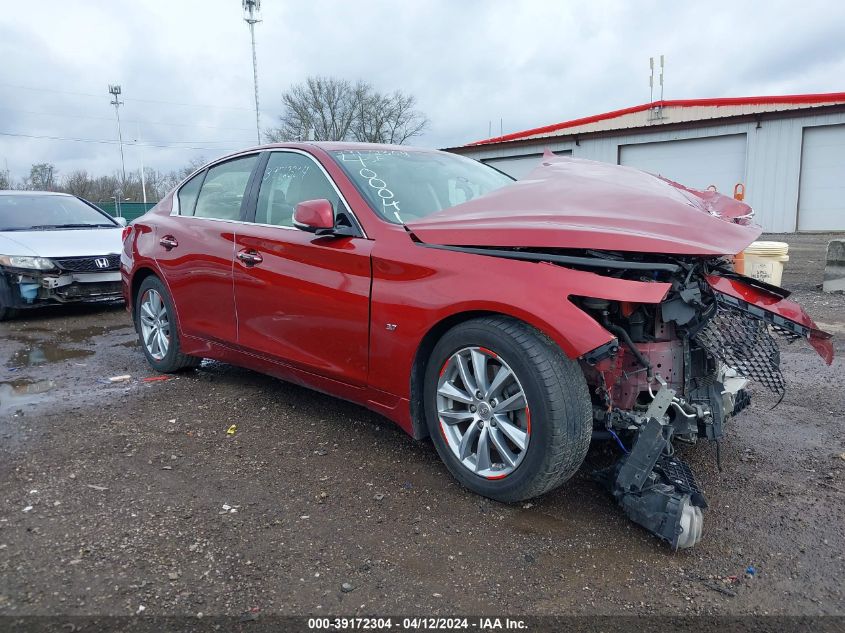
left=237, top=249, right=263, bottom=266
left=159, top=236, right=178, bottom=250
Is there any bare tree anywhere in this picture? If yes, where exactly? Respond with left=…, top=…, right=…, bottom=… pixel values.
left=352, top=89, right=429, bottom=144
left=266, top=77, right=363, bottom=142
left=5, top=156, right=211, bottom=204
left=62, top=170, right=95, bottom=199
left=89, top=174, right=121, bottom=203
left=267, top=76, right=428, bottom=144
left=25, top=163, right=58, bottom=190
left=141, top=167, right=172, bottom=201
left=175, top=156, right=207, bottom=181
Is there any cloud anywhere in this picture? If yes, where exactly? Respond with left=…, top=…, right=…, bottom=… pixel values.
left=0, top=0, right=843, bottom=188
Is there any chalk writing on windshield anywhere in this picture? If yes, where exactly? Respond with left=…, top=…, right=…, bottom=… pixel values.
left=337, top=151, right=406, bottom=223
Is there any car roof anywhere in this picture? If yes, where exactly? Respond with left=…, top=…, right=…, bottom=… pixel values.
left=230, top=141, right=437, bottom=154
left=177, top=141, right=439, bottom=183
left=303, top=141, right=435, bottom=152
left=0, top=190, right=74, bottom=197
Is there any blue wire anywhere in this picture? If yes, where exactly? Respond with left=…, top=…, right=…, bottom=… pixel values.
left=608, top=428, right=630, bottom=454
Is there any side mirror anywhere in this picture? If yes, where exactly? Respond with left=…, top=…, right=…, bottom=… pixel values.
left=293, top=199, right=334, bottom=232
left=114, top=216, right=128, bottom=227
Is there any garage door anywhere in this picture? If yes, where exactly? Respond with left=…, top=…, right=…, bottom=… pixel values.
left=483, top=150, right=571, bottom=180
left=619, top=134, right=747, bottom=196
left=798, top=124, right=845, bottom=231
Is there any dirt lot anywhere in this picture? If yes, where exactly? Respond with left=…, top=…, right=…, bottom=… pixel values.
left=1, top=234, right=844, bottom=619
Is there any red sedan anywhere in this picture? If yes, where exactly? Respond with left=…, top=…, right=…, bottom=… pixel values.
left=122, top=143, right=832, bottom=548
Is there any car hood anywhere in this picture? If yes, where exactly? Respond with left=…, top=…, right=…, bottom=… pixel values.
left=408, top=154, right=762, bottom=256
left=0, top=227, right=123, bottom=258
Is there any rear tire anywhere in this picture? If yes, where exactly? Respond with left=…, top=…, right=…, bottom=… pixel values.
left=135, top=276, right=201, bottom=373
left=424, top=316, right=592, bottom=502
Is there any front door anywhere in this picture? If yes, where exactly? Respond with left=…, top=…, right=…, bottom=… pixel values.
left=233, top=150, right=372, bottom=386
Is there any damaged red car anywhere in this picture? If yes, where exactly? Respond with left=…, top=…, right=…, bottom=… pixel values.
left=122, top=143, right=833, bottom=549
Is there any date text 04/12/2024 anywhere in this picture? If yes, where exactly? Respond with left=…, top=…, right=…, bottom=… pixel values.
left=306, top=617, right=528, bottom=630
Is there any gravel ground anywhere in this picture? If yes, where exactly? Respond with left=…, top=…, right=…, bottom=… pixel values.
left=0, top=234, right=843, bottom=619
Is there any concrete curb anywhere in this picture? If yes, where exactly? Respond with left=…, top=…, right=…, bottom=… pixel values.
left=823, top=239, right=845, bottom=294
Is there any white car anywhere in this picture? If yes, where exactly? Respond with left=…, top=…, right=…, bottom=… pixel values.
left=0, top=190, right=127, bottom=320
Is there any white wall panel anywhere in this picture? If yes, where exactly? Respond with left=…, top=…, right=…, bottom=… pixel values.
left=798, top=124, right=845, bottom=231
left=482, top=150, right=571, bottom=179
left=619, top=135, right=747, bottom=195
left=457, top=110, right=845, bottom=232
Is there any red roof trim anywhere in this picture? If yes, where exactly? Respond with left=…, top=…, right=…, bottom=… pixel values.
left=467, top=92, right=845, bottom=146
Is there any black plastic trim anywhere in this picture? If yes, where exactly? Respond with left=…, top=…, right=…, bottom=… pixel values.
left=581, top=339, right=620, bottom=365
left=417, top=243, right=682, bottom=273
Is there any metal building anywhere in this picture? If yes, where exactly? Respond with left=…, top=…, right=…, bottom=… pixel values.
left=446, top=93, right=845, bottom=232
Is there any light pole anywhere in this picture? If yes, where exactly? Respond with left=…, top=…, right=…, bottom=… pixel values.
left=108, top=84, right=127, bottom=188
left=110, top=194, right=122, bottom=218
left=242, top=0, right=262, bottom=144
left=135, top=124, right=148, bottom=205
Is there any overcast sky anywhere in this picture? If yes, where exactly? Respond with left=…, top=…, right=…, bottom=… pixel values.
left=1, top=0, right=843, bottom=183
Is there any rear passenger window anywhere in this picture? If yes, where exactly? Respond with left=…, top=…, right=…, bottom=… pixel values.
left=177, top=171, right=204, bottom=215
left=193, top=155, right=258, bottom=221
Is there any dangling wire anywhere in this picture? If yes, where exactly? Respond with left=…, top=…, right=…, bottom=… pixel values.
left=608, top=428, right=629, bottom=455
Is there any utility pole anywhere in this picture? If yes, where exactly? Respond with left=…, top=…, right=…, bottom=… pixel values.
left=136, top=124, right=148, bottom=205
left=242, top=0, right=262, bottom=144
left=108, top=84, right=127, bottom=188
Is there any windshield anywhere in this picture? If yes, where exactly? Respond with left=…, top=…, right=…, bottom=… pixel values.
left=330, top=149, right=513, bottom=223
left=0, top=195, right=116, bottom=231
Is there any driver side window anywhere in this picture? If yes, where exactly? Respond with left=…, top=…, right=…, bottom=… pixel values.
left=254, top=152, right=344, bottom=227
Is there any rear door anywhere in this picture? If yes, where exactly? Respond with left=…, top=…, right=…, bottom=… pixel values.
left=154, top=153, right=259, bottom=344
left=232, top=150, right=373, bottom=386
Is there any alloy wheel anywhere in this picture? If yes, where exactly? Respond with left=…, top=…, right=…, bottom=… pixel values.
left=436, top=346, right=531, bottom=479
left=139, top=289, right=171, bottom=361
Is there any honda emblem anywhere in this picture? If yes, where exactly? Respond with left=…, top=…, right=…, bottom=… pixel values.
left=94, top=257, right=110, bottom=269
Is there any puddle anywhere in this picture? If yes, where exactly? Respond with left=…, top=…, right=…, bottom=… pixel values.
left=6, top=345, right=95, bottom=369
left=8, top=325, right=52, bottom=333
left=2, top=325, right=132, bottom=347
left=64, top=324, right=132, bottom=343
left=0, top=379, right=55, bottom=415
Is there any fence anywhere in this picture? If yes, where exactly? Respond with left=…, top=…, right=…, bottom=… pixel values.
left=96, top=201, right=157, bottom=223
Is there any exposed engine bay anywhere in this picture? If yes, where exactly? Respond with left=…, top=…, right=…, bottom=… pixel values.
left=570, top=251, right=834, bottom=549
left=415, top=241, right=834, bottom=549
left=407, top=153, right=834, bottom=549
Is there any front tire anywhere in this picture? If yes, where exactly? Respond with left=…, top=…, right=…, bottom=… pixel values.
left=424, top=316, right=592, bottom=502
left=135, top=276, right=201, bottom=373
